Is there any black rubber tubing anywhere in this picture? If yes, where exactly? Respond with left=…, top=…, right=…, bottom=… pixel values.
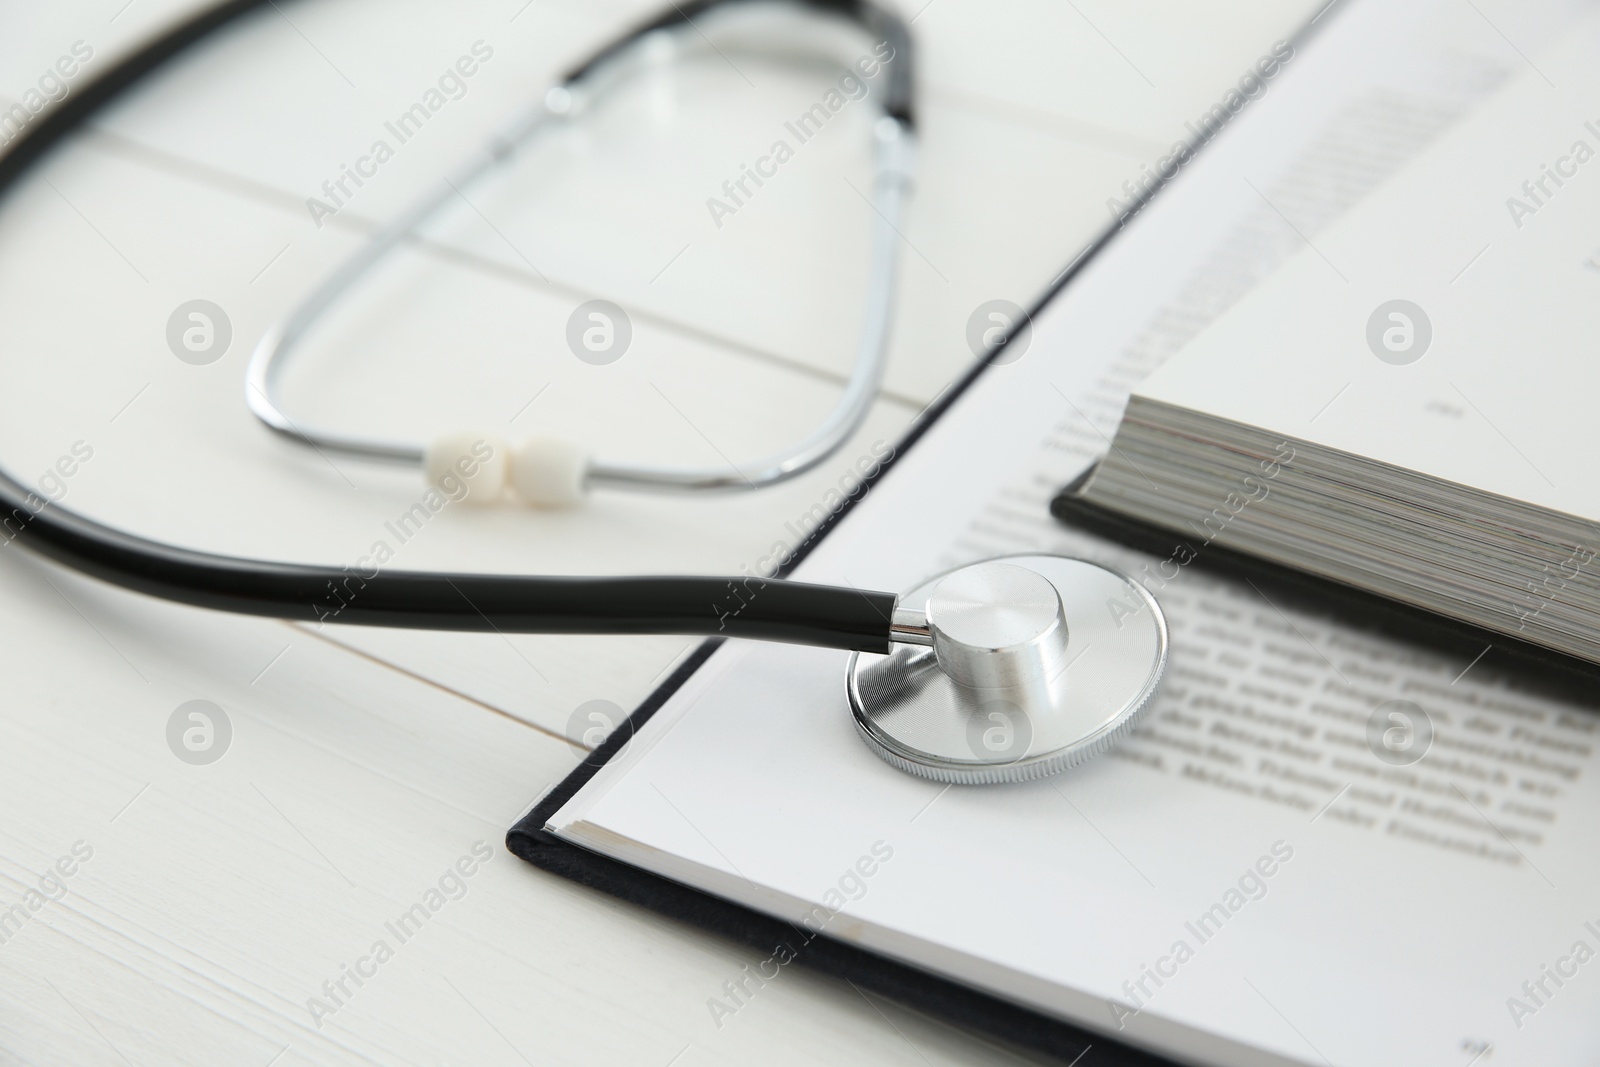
left=0, top=0, right=901, bottom=654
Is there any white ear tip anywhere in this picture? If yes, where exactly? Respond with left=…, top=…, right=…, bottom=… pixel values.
left=511, top=436, right=589, bottom=507
left=423, top=433, right=509, bottom=505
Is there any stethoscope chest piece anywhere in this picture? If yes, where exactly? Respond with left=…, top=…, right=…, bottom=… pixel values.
left=848, top=555, right=1167, bottom=785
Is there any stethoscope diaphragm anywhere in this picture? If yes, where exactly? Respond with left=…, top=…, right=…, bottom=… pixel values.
left=848, top=555, right=1168, bottom=784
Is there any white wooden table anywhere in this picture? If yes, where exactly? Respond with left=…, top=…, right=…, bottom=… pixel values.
left=0, top=1, right=1317, bottom=1062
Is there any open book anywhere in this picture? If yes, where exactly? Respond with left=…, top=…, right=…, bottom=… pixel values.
left=530, top=1, right=1600, bottom=1064
left=1069, top=6, right=1600, bottom=667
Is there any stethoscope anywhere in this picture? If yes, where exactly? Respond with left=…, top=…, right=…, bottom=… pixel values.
left=0, top=0, right=1169, bottom=784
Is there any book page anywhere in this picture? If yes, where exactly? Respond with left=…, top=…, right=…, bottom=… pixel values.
left=549, top=2, right=1600, bottom=1064
left=1134, top=4, right=1600, bottom=522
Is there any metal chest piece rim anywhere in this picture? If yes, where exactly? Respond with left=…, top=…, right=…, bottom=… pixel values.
left=847, top=554, right=1168, bottom=785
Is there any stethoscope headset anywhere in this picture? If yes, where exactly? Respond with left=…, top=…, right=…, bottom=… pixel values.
left=0, top=0, right=1168, bottom=784
left=247, top=0, right=915, bottom=506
